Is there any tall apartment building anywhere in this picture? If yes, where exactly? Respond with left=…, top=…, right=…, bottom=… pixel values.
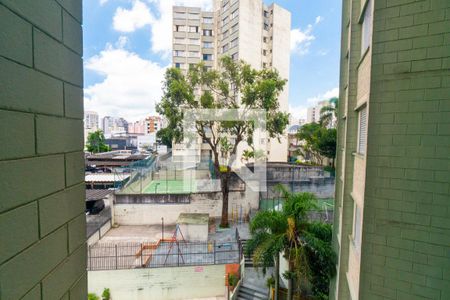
left=145, top=116, right=163, bottom=134
left=172, top=0, right=291, bottom=162
left=307, top=100, right=328, bottom=124
left=84, top=111, right=99, bottom=130
left=331, top=0, right=450, bottom=299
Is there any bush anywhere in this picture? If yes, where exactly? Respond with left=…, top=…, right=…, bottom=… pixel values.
left=88, top=293, right=99, bottom=300
left=102, top=288, right=111, bottom=300
left=228, top=273, right=238, bottom=287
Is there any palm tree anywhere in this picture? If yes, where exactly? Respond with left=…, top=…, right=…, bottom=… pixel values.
left=247, top=186, right=336, bottom=300
left=320, top=97, right=339, bottom=128
left=246, top=210, right=287, bottom=300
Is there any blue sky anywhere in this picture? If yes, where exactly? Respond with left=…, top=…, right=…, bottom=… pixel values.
left=83, top=0, right=342, bottom=121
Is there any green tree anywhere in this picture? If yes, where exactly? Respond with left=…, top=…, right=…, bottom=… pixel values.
left=246, top=186, right=336, bottom=300
left=319, top=97, right=338, bottom=128
left=296, top=124, right=336, bottom=168
left=156, top=56, right=289, bottom=227
left=156, top=127, right=174, bottom=147
left=86, top=130, right=110, bottom=153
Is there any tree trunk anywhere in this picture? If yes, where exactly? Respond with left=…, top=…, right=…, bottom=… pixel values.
left=274, top=254, right=280, bottom=300
left=287, top=262, right=294, bottom=300
left=220, top=175, right=229, bottom=228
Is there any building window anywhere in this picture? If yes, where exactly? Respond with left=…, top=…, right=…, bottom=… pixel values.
left=173, top=12, right=185, bottom=19
left=203, top=54, right=213, bottom=61
left=203, top=17, right=213, bottom=24
left=222, top=16, right=229, bottom=26
left=361, top=0, right=373, bottom=55
left=203, top=29, right=213, bottom=36
left=231, top=23, right=238, bottom=33
left=173, top=50, right=185, bottom=57
left=263, top=23, right=269, bottom=31
left=263, top=10, right=269, bottom=18
left=357, top=106, right=367, bottom=155
left=230, top=37, right=238, bottom=48
left=175, top=25, right=186, bottom=32
left=175, top=63, right=182, bottom=69
left=231, top=52, right=238, bottom=61
left=222, top=44, right=229, bottom=53
left=263, top=62, right=267, bottom=68
left=189, top=51, right=200, bottom=58
left=263, top=37, right=267, bottom=43
left=223, top=30, right=229, bottom=39
left=189, top=26, right=198, bottom=33
left=203, top=42, right=213, bottom=48
left=353, top=204, right=362, bottom=250
left=262, top=49, right=267, bottom=56
left=231, top=9, right=239, bottom=19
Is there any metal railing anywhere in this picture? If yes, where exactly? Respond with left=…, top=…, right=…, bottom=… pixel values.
left=87, top=240, right=241, bottom=271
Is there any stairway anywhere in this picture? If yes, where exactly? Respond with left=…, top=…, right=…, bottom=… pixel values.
left=236, top=283, right=268, bottom=300
left=240, top=239, right=255, bottom=267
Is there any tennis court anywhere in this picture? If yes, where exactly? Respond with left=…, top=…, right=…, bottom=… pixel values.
left=143, top=180, right=198, bottom=194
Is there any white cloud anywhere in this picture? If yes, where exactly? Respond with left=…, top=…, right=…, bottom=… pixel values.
left=113, top=0, right=154, bottom=32
left=100, top=0, right=109, bottom=5
left=315, top=16, right=324, bottom=24
left=291, top=15, right=324, bottom=56
left=289, top=105, right=308, bottom=121
left=112, top=0, right=212, bottom=56
left=306, top=87, right=339, bottom=105
left=84, top=41, right=169, bottom=121
left=290, top=25, right=315, bottom=55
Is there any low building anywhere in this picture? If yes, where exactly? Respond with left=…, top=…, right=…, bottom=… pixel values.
left=85, top=173, right=130, bottom=189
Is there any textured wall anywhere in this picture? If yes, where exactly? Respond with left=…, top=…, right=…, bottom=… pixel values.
left=88, top=265, right=227, bottom=299
left=360, top=0, right=450, bottom=299
left=0, top=0, right=86, bottom=299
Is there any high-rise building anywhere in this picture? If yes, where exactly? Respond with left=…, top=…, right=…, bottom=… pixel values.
left=84, top=111, right=99, bottom=130
left=306, top=100, right=329, bottom=124
left=172, top=0, right=291, bottom=162
left=101, top=116, right=114, bottom=136
left=145, top=116, right=164, bottom=134
left=331, top=0, right=450, bottom=299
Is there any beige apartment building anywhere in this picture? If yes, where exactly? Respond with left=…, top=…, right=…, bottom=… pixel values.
left=332, top=0, right=450, bottom=299
left=172, top=0, right=291, bottom=163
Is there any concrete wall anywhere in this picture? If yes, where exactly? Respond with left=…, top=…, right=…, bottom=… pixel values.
left=114, top=190, right=259, bottom=225
left=0, top=0, right=86, bottom=299
left=88, top=265, right=227, bottom=300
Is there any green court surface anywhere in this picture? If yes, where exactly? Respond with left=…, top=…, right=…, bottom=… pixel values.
left=143, top=180, right=197, bottom=194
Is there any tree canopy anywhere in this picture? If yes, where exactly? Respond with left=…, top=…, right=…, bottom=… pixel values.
left=86, top=130, right=110, bottom=153
left=156, top=127, right=174, bottom=147
left=156, top=56, right=289, bottom=226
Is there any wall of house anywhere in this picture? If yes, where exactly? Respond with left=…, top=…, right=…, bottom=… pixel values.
left=114, top=190, right=259, bottom=225
left=88, top=265, right=227, bottom=300
left=0, top=0, right=86, bottom=299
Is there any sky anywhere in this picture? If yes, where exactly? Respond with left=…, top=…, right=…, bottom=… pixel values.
left=83, top=0, right=342, bottom=122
